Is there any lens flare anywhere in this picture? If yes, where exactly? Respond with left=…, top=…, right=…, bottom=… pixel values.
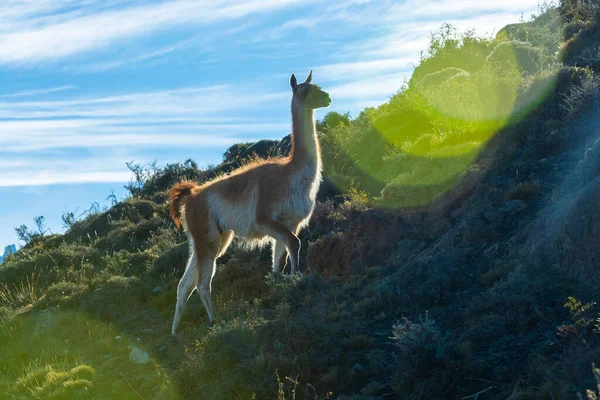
left=0, top=310, right=178, bottom=399
left=326, top=35, right=558, bottom=209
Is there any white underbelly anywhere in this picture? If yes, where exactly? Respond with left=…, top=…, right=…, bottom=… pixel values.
left=206, top=189, right=258, bottom=238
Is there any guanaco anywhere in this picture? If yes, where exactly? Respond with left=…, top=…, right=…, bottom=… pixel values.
left=169, top=71, right=330, bottom=334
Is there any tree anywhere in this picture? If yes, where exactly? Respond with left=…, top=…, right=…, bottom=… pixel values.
left=61, top=210, right=77, bottom=229
left=15, top=215, right=48, bottom=245
left=34, top=216, right=48, bottom=236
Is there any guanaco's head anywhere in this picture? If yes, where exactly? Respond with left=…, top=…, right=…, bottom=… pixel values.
left=290, top=70, right=331, bottom=110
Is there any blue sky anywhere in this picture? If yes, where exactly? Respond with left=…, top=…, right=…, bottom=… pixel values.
left=0, top=0, right=541, bottom=248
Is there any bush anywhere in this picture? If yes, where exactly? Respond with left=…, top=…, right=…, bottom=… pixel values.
left=485, top=40, right=545, bottom=73
left=508, top=179, right=543, bottom=200
left=44, top=281, right=86, bottom=305
left=151, top=240, right=189, bottom=277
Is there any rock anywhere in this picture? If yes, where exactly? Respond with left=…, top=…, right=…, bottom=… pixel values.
left=521, top=177, right=600, bottom=283
left=450, top=205, right=467, bottom=220
left=321, top=210, right=404, bottom=277
left=420, top=67, right=469, bottom=87
left=519, top=133, right=600, bottom=284
left=392, top=240, right=425, bottom=265
left=31, top=310, right=54, bottom=338
left=481, top=206, right=503, bottom=223
left=485, top=40, right=543, bottom=74
left=483, top=242, right=509, bottom=259
left=152, top=286, right=163, bottom=294
left=499, top=200, right=528, bottom=215
left=129, top=346, right=150, bottom=365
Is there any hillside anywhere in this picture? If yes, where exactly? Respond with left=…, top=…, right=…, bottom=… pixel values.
left=2, top=1, right=600, bottom=399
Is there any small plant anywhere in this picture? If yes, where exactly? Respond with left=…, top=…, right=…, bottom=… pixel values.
left=0, top=269, right=40, bottom=308
left=341, top=186, right=369, bottom=212
left=508, top=179, right=542, bottom=200
left=15, top=364, right=95, bottom=398
left=125, top=161, right=158, bottom=197
left=565, top=296, right=598, bottom=330
left=105, top=191, right=118, bottom=207
left=44, top=281, right=85, bottom=304
left=276, top=371, right=299, bottom=400
left=15, top=215, right=49, bottom=246
left=61, top=210, right=77, bottom=229
left=390, top=313, right=446, bottom=357
left=586, top=364, right=600, bottom=400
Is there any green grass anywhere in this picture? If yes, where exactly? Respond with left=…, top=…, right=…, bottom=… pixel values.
left=0, top=310, right=177, bottom=399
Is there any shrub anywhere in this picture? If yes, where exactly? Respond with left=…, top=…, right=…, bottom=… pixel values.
left=485, top=40, right=545, bottom=73
left=380, top=315, right=469, bottom=399
left=390, top=314, right=447, bottom=360
left=508, top=179, right=543, bottom=200
left=0, top=269, right=40, bottom=308
left=94, top=217, right=163, bottom=253
left=44, top=281, right=86, bottom=305
left=561, top=71, right=600, bottom=116
left=151, top=241, right=189, bottom=277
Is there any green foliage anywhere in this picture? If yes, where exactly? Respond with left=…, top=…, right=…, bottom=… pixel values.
left=564, top=296, right=598, bottom=330
left=413, top=23, right=493, bottom=83
left=586, top=364, right=600, bottom=400
left=315, top=18, right=567, bottom=208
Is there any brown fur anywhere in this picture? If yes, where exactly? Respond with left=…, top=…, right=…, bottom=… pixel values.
left=169, top=180, right=198, bottom=228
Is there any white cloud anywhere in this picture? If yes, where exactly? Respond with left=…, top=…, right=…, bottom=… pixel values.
left=0, top=152, right=135, bottom=187
left=388, top=0, right=543, bottom=20
left=0, top=85, right=288, bottom=120
left=0, top=80, right=293, bottom=187
left=0, top=133, right=240, bottom=152
left=328, top=72, right=409, bottom=100
left=0, top=85, right=76, bottom=98
left=314, top=58, right=414, bottom=82
left=0, top=170, right=132, bottom=187
left=0, top=0, right=308, bottom=65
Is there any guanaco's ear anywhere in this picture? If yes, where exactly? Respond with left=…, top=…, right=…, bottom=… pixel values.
left=290, top=74, right=298, bottom=92
left=305, top=70, right=312, bottom=84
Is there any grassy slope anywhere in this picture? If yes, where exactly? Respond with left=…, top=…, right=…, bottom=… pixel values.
left=2, top=2, right=600, bottom=399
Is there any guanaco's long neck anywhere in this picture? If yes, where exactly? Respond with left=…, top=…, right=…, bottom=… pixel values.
left=290, top=101, right=320, bottom=168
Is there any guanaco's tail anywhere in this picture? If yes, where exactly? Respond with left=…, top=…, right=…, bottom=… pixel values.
left=169, top=181, right=197, bottom=229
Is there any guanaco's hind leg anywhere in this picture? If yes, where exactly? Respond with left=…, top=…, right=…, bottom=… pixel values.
left=196, top=256, right=217, bottom=324
left=191, top=228, right=223, bottom=325
left=171, top=250, right=197, bottom=335
left=256, top=220, right=300, bottom=273
left=218, top=230, right=234, bottom=258
left=193, top=230, right=233, bottom=324
left=272, top=240, right=288, bottom=273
